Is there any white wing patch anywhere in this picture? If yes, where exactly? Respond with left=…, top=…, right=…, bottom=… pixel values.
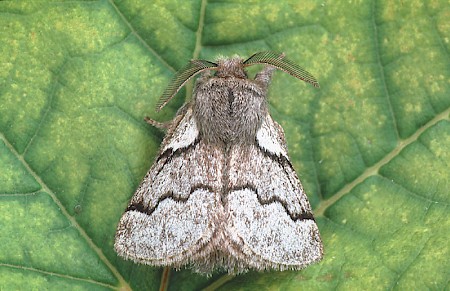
left=256, top=114, right=288, bottom=158
left=163, top=108, right=199, bottom=153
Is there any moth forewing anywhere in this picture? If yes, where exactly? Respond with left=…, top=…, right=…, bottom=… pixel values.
left=114, top=51, right=323, bottom=274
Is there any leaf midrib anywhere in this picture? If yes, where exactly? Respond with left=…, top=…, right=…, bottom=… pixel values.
left=315, top=106, right=450, bottom=216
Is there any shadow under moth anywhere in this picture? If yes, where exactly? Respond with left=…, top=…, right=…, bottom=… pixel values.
left=115, top=51, right=323, bottom=274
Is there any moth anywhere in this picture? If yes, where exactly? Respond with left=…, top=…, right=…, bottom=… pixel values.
left=115, top=51, right=323, bottom=274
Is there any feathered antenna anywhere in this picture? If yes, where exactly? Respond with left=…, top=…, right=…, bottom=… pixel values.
left=157, top=51, right=319, bottom=110
left=156, top=60, right=218, bottom=111
left=243, top=51, right=319, bottom=88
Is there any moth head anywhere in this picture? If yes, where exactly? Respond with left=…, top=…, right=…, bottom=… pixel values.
left=156, top=51, right=319, bottom=111
left=215, top=57, right=247, bottom=79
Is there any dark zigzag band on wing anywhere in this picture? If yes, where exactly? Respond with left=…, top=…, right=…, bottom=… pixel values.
left=128, top=138, right=310, bottom=220
left=254, top=141, right=304, bottom=196
left=254, top=139, right=293, bottom=168
left=126, top=184, right=214, bottom=215
left=156, top=137, right=201, bottom=164
left=127, top=184, right=313, bottom=221
left=153, top=137, right=201, bottom=178
left=230, top=184, right=315, bottom=222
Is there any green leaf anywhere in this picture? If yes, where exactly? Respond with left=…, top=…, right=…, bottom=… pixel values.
left=1, top=1, right=448, bottom=290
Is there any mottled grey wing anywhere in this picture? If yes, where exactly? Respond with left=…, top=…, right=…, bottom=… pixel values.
left=225, top=114, right=323, bottom=270
left=114, top=108, right=222, bottom=267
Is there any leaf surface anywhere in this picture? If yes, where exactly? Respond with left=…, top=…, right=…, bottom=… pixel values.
left=0, top=1, right=448, bottom=290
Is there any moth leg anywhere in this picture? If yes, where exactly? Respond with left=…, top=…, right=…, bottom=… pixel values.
left=254, top=66, right=276, bottom=86
left=144, top=116, right=171, bottom=130
left=254, top=53, right=286, bottom=86
left=145, top=103, right=192, bottom=136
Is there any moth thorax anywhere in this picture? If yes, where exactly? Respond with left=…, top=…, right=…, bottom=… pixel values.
left=215, top=58, right=247, bottom=78
left=193, top=77, right=266, bottom=145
